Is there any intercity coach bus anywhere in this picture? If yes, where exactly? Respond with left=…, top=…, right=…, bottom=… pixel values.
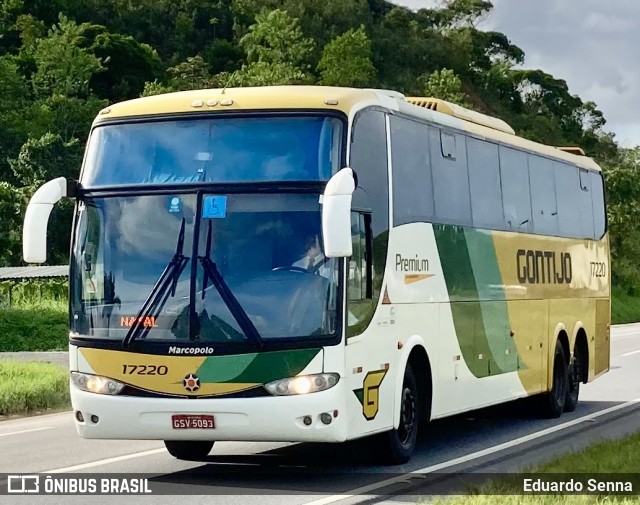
left=23, top=86, right=610, bottom=464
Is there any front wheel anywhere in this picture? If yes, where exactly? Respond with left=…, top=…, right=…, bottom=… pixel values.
left=164, top=440, right=214, bottom=460
left=377, top=364, right=419, bottom=465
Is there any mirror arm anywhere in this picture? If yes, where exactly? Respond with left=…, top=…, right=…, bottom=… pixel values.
left=23, top=177, right=69, bottom=264
left=67, top=179, right=79, bottom=199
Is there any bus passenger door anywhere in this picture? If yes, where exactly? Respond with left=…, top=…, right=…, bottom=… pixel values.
left=345, top=211, right=395, bottom=438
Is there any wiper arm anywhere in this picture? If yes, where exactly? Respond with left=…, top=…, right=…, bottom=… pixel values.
left=122, top=218, right=190, bottom=347
left=199, top=222, right=262, bottom=346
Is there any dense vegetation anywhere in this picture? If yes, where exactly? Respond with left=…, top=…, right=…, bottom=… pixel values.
left=0, top=0, right=639, bottom=301
left=0, top=360, right=70, bottom=416
left=0, top=279, right=68, bottom=351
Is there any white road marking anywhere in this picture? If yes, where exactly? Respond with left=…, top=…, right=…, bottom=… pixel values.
left=42, top=448, right=167, bottom=473
left=0, top=427, right=53, bottom=438
left=621, top=349, right=640, bottom=357
left=302, top=397, right=640, bottom=505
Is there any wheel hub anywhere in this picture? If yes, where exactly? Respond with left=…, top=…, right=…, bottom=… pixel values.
left=398, top=387, right=416, bottom=446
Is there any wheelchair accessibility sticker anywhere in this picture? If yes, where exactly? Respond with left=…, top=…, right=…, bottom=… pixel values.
left=202, top=195, right=227, bottom=219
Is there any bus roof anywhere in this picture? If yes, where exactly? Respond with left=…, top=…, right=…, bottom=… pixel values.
left=94, top=85, right=601, bottom=173
left=396, top=99, right=602, bottom=173
left=93, top=85, right=378, bottom=123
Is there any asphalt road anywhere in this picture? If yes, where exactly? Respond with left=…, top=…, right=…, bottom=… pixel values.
left=1, top=324, right=639, bottom=504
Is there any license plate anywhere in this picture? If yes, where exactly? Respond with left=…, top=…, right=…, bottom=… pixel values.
left=172, top=414, right=215, bottom=429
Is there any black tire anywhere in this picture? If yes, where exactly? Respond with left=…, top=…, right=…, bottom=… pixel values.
left=378, top=364, right=419, bottom=465
left=164, top=440, right=214, bottom=460
left=564, top=349, right=581, bottom=413
left=541, top=340, right=568, bottom=418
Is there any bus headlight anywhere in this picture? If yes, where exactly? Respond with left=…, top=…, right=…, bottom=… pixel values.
left=71, top=372, right=124, bottom=395
left=264, top=373, right=340, bottom=396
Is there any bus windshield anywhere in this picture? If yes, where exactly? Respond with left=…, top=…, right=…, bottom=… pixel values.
left=70, top=193, right=340, bottom=343
left=81, top=115, right=344, bottom=187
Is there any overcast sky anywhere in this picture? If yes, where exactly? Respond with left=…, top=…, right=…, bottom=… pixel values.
left=394, top=0, right=640, bottom=147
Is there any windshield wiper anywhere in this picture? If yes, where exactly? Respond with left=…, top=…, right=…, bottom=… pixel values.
left=199, top=221, right=262, bottom=346
left=122, top=218, right=190, bottom=347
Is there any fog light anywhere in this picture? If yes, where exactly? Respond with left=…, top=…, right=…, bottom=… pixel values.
left=75, top=411, right=84, bottom=422
left=90, top=415, right=99, bottom=424
left=320, top=413, right=332, bottom=425
left=303, top=416, right=312, bottom=426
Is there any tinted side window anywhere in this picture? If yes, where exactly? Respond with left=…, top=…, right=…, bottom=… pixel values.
left=529, top=156, right=559, bottom=235
left=577, top=169, right=595, bottom=238
left=390, top=116, right=435, bottom=226
left=467, top=137, right=503, bottom=229
left=350, top=110, right=389, bottom=237
left=500, top=147, right=532, bottom=232
left=348, top=109, right=389, bottom=337
left=591, top=171, right=606, bottom=238
left=430, top=128, right=471, bottom=226
left=555, top=162, right=583, bottom=238
left=347, top=212, right=376, bottom=337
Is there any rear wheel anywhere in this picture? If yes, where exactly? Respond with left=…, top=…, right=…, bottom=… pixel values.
left=164, top=440, right=214, bottom=460
left=540, top=340, right=568, bottom=418
left=564, top=348, right=581, bottom=413
left=378, top=364, right=419, bottom=465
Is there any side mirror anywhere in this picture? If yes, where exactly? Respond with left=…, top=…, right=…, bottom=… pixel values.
left=322, top=167, right=356, bottom=258
left=23, top=177, right=69, bottom=263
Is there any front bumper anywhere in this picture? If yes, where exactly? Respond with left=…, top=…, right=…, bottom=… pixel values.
left=70, top=381, right=348, bottom=443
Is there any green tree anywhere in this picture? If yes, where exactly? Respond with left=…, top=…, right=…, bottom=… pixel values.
left=431, top=0, right=493, bottom=29
left=142, top=55, right=223, bottom=95
left=601, top=148, right=640, bottom=293
left=317, top=26, right=376, bottom=87
left=231, top=61, right=307, bottom=86
left=0, top=182, right=23, bottom=266
left=86, top=28, right=160, bottom=102
left=8, top=134, right=83, bottom=264
left=239, top=9, right=314, bottom=67
left=420, top=68, right=470, bottom=106
left=31, top=15, right=104, bottom=98
left=0, top=56, right=29, bottom=182
left=230, top=9, right=315, bottom=86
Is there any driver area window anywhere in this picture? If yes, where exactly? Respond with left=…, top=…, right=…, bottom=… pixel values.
left=347, top=212, right=374, bottom=337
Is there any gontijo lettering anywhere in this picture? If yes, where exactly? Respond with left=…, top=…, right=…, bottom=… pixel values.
left=516, top=249, right=572, bottom=285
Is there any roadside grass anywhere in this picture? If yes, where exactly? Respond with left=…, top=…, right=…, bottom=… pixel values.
left=0, top=360, right=70, bottom=416
left=0, top=299, right=68, bottom=351
left=427, top=431, right=640, bottom=504
left=611, top=286, right=640, bottom=325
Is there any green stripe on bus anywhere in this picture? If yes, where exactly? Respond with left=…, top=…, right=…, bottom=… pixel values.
left=464, top=229, right=517, bottom=373
left=195, top=348, right=321, bottom=384
left=433, top=225, right=518, bottom=377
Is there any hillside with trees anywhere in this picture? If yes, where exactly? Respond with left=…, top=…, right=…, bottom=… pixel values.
left=0, top=0, right=639, bottom=310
